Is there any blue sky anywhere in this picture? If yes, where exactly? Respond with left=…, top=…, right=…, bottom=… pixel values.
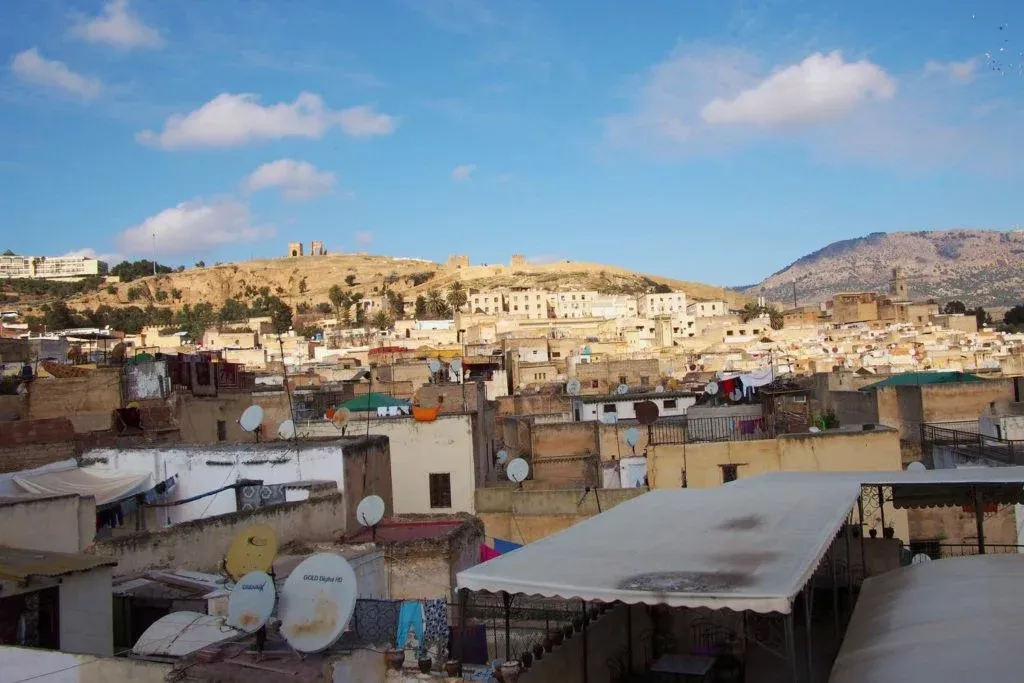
left=1, top=0, right=1022, bottom=287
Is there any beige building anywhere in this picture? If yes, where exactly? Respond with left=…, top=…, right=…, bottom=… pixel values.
left=639, top=291, right=687, bottom=316
left=687, top=299, right=728, bottom=317
left=506, top=289, right=553, bottom=319
left=553, top=290, right=597, bottom=318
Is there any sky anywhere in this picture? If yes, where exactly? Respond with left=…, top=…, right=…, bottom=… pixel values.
left=1, top=0, right=1023, bottom=288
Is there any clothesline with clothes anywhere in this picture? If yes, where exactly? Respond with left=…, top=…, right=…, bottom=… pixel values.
left=479, top=537, right=522, bottom=562
left=348, top=597, right=450, bottom=660
left=96, top=474, right=178, bottom=531
left=714, top=368, right=776, bottom=402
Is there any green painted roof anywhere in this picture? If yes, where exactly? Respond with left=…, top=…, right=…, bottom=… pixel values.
left=339, top=392, right=411, bottom=412
left=859, top=371, right=987, bottom=391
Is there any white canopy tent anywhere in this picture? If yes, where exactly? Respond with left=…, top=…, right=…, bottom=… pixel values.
left=830, top=554, right=1024, bottom=683
left=457, top=481, right=862, bottom=614
left=12, top=466, right=151, bottom=506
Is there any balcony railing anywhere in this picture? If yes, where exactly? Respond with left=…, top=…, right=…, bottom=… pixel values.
left=648, top=415, right=776, bottom=445
left=921, top=424, right=1023, bottom=466
left=934, top=543, right=1024, bottom=559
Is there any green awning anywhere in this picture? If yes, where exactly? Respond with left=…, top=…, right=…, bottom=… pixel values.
left=339, top=392, right=411, bottom=412
left=859, top=371, right=987, bottom=391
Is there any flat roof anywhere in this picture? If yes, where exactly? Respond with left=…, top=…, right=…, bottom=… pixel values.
left=343, top=518, right=466, bottom=543
left=578, top=390, right=696, bottom=403
left=0, top=546, right=117, bottom=582
left=457, top=482, right=861, bottom=614
left=732, top=466, right=1024, bottom=487
left=830, top=555, right=1024, bottom=683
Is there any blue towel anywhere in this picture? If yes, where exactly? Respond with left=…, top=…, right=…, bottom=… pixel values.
left=493, top=538, right=522, bottom=554
left=396, top=601, right=424, bottom=650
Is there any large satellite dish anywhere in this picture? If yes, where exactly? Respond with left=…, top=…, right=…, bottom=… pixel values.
left=506, top=457, right=530, bottom=483
left=277, top=419, right=296, bottom=440
left=907, top=461, right=927, bottom=472
left=225, top=525, right=278, bottom=582
left=239, top=405, right=264, bottom=433
left=705, top=381, right=719, bottom=396
left=616, top=383, right=629, bottom=395
left=279, top=553, right=358, bottom=653
left=654, top=385, right=665, bottom=393
left=624, top=427, right=641, bottom=448
left=428, top=359, right=442, bottom=374
left=600, top=412, right=618, bottom=425
left=911, top=553, right=932, bottom=565
left=226, top=570, right=276, bottom=633
left=450, top=358, right=463, bottom=375
left=330, top=407, right=351, bottom=428
left=496, top=449, right=509, bottom=464
left=133, top=612, right=236, bottom=657
left=635, top=401, right=660, bottom=426
left=356, top=494, right=386, bottom=528
left=566, top=379, right=581, bottom=396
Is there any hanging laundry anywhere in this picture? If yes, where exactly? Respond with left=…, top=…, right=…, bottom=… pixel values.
left=449, top=624, right=489, bottom=665
left=421, top=598, right=449, bottom=659
left=480, top=544, right=501, bottom=562
left=740, top=368, right=774, bottom=389
left=355, top=599, right=401, bottom=647
left=718, top=378, right=737, bottom=397
left=493, top=538, right=522, bottom=554
left=396, top=601, right=424, bottom=650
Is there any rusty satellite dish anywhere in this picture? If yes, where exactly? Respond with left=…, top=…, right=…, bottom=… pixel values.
left=635, top=401, right=660, bottom=425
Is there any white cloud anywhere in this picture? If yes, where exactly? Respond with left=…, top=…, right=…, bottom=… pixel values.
left=72, top=0, right=163, bottom=50
left=10, top=48, right=102, bottom=99
left=924, top=58, right=979, bottom=84
left=116, top=197, right=273, bottom=257
left=353, top=231, right=373, bottom=246
left=243, top=159, right=336, bottom=201
left=451, top=164, right=476, bottom=181
left=61, top=248, right=122, bottom=263
left=700, top=51, right=895, bottom=127
left=137, top=93, right=397, bottom=149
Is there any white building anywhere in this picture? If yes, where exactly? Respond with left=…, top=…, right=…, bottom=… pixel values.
left=470, top=289, right=506, bottom=316
left=554, top=291, right=597, bottom=318
left=0, top=255, right=102, bottom=281
left=591, top=294, right=638, bottom=319
left=506, top=289, right=553, bottom=319
left=639, top=292, right=687, bottom=316
left=687, top=300, right=729, bottom=317
left=574, top=391, right=697, bottom=422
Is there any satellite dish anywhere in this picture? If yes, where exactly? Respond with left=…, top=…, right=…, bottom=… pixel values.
left=277, top=419, right=296, bottom=440
left=451, top=358, right=463, bottom=374
left=729, top=388, right=743, bottom=402
left=616, top=383, right=629, bottom=395
left=428, top=359, right=442, bottom=373
left=226, top=570, right=276, bottom=633
left=911, top=553, right=932, bottom=565
left=907, top=461, right=927, bottom=472
left=239, top=405, right=264, bottom=432
left=133, top=612, right=235, bottom=657
left=496, top=449, right=509, bottom=464
left=356, top=494, right=386, bottom=528
left=600, top=412, right=618, bottom=425
left=654, top=385, right=665, bottom=393
left=635, top=401, right=660, bottom=426
left=624, top=427, right=641, bottom=447
left=506, top=458, right=530, bottom=483
left=566, top=379, right=581, bottom=396
left=705, top=381, right=719, bottom=395
left=225, top=525, right=278, bottom=582
left=331, top=407, right=351, bottom=427
left=279, top=553, right=357, bottom=653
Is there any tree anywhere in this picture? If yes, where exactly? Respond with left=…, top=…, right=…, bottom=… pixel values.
left=328, top=285, right=347, bottom=318
left=170, top=288, right=182, bottom=301
left=739, top=302, right=784, bottom=330
left=386, top=290, right=405, bottom=318
left=105, top=285, right=117, bottom=295
left=414, top=295, right=427, bottom=319
left=425, top=288, right=449, bottom=318
left=110, top=260, right=172, bottom=282
left=126, top=286, right=143, bottom=302
left=195, top=261, right=205, bottom=268
left=175, top=303, right=216, bottom=343
left=446, top=281, right=468, bottom=313
left=767, top=306, right=784, bottom=330
left=1005, top=304, right=1024, bottom=327
left=372, top=310, right=393, bottom=330
left=41, top=301, right=80, bottom=330
left=219, top=298, right=249, bottom=323
left=154, top=290, right=168, bottom=302
left=969, top=306, right=993, bottom=328
left=345, top=274, right=357, bottom=286
left=298, top=277, right=308, bottom=294
left=315, top=302, right=332, bottom=315
left=2, top=249, right=15, bottom=256
left=739, top=302, right=761, bottom=323
left=267, top=298, right=293, bottom=334
left=943, top=301, right=967, bottom=315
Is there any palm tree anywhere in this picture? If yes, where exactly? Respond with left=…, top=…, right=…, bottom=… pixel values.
left=426, top=288, right=448, bottom=318
left=371, top=310, right=393, bottom=331
left=446, top=281, right=467, bottom=313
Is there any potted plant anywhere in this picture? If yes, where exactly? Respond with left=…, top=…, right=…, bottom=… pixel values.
left=444, top=660, right=462, bottom=676
left=573, top=616, right=584, bottom=632
left=563, top=624, right=573, bottom=640
left=532, top=642, right=544, bottom=661
left=500, top=660, right=522, bottom=683
left=883, top=526, right=895, bottom=539
left=384, top=649, right=405, bottom=671
left=417, top=655, right=432, bottom=673
left=520, top=650, right=533, bottom=670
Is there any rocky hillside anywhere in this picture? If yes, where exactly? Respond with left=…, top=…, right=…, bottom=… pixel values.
left=61, top=254, right=750, bottom=314
left=744, top=229, right=1024, bottom=307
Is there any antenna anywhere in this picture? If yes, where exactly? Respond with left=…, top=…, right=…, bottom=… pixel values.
left=356, top=494, right=386, bottom=541
left=277, top=419, right=296, bottom=440
left=239, top=405, right=265, bottom=442
left=506, top=457, right=530, bottom=486
left=225, top=525, right=278, bottom=581
left=279, top=553, right=358, bottom=653
left=566, top=379, right=581, bottom=396
left=616, top=383, right=629, bottom=395
left=226, top=570, right=276, bottom=633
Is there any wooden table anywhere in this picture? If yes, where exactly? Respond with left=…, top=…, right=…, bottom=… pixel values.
left=649, top=653, right=717, bottom=681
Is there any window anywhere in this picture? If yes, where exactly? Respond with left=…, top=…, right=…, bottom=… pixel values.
left=551, top=351, right=561, bottom=358
left=640, top=376, right=649, bottom=387
left=720, top=464, right=739, bottom=483
left=663, top=399, right=677, bottom=409
left=602, top=404, right=617, bottom=413
left=619, top=375, right=628, bottom=385
left=429, top=473, right=452, bottom=508
left=534, top=373, right=547, bottom=380
left=216, top=420, right=227, bottom=442
left=591, top=380, right=600, bottom=388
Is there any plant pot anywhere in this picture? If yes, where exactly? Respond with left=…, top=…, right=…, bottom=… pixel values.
left=562, top=624, right=573, bottom=640
left=417, top=657, right=432, bottom=674
left=444, top=660, right=462, bottom=677
left=520, top=651, right=532, bottom=670
left=588, top=605, right=600, bottom=620
left=385, top=649, right=405, bottom=671
left=501, top=660, right=522, bottom=683
left=532, top=643, right=544, bottom=661
left=573, top=616, right=584, bottom=632
left=883, top=526, right=895, bottom=539
left=544, top=632, right=556, bottom=651
left=494, top=666, right=505, bottom=683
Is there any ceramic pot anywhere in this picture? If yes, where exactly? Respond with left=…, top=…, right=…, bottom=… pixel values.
left=551, top=629, right=564, bottom=647
left=532, top=642, right=544, bottom=660
left=563, top=624, right=573, bottom=640
left=385, top=649, right=405, bottom=671
left=501, top=661, right=522, bottom=683
left=445, top=660, right=462, bottom=677
left=418, top=657, right=432, bottom=674
left=520, top=651, right=532, bottom=670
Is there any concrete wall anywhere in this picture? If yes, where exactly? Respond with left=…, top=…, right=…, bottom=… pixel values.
left=60, top=567, right=113, bottom=656
left=475, top=487, right=648, bottom=545
left=0, top=417, right=77, bottom=473
left=0, top=494, right=95, bottom=553
left=26, top=370, right=122, bottom=432
left=908, top=503, right=1019, bottom=547
left=496, top=394, right=572, bottom=417
left=0, top=646, right=170, bottom=683
left=340, top=436, right=394, bottom=533
left=303, top=415, right=476, bottom=515
left=875, top=380, right=1014, bottom=442
left=0, top=394, right=24, bottom=421
left=830, top=390, right=879, bottom=426
left=90, top=493, right=346, bottom=577
left=175, top=391, right=291, bottom=444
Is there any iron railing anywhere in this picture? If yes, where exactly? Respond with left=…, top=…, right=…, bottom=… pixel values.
left=921, top=424, right=1023, bottom=466
left=648, top=415, right=776, bottom=445
left=936, top=543, right=1024, bottom=558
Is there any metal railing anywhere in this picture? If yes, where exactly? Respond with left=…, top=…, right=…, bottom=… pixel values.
left=937, top=543, right=1024, bottom=558
left=649, top=415, right=775, bottom=445
left=921, top=424, right=1023, bottom=466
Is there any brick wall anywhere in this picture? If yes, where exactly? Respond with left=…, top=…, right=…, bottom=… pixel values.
left=0, top=417, right=77, bottom=473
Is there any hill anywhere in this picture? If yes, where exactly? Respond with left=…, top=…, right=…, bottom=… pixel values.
left=55, top=254, right=750, bottom=318
left=744, top=229, right=1024, bottom=307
